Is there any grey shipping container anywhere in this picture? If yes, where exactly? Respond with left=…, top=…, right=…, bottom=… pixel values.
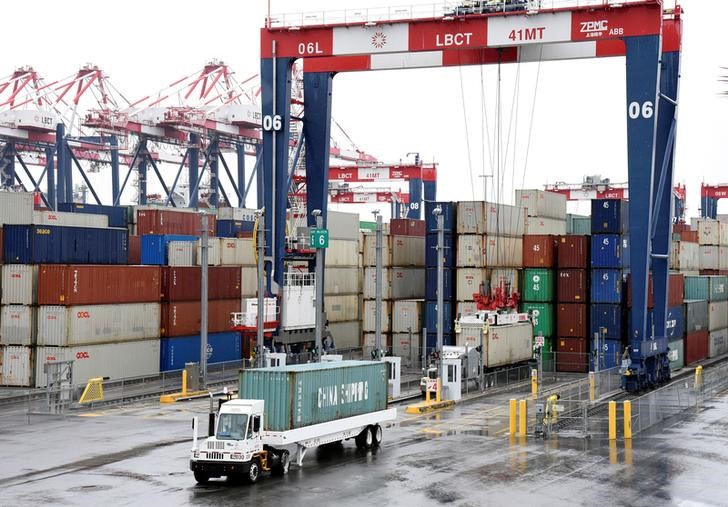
left=327, top=321, right=361, bottom=349
left=391, top=268, right=425, bottom=299
left=685, top=300, right=709, bottom=333
left=708, top=301, right=728, bottom=332
left=238, top=361, right=388, bottom=431
left=327, top=211, right=360, bottom=240
left=709, top=328, right=728, bottom=358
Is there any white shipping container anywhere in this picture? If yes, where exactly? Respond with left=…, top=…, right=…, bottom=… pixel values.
left=700, top=245, right=720, bottom=271
left=363, top=234, right=392, bottom=267
left=456, top=301, right=479, bottom=317
left=37, top=303, right=162, bottom=346
left=240, top=266, right=258, bottom=297
left=392, top=300, right=423, bottom=333
left=456, top=235, right=485, bottom=267
left=327, top=239, right=359, bottom=267
left=325, top=295, right=359, bottom=322
left=709, top=328, right=728, bottom=358
left=490, top=268, right=519, bottom=294
left=33, top=210, right=108, bottom=228
left=363, top=267, right=392, bottom=300
left=391, top=267, right=425, bottom=299
left=1, top=346, right=33, bottom=386
left=456, top=322, right=532, bottom=368
left=708, top=302, right=728, bottom=332
left=698, top=219, right=720, bottom=245
left=484, top=203, right=526, bottom=237
left=457, top=201, right=486, bottom=234
left=456, top=268, right=489, bottom=301
left=220, top=238, right=256, bottom=266
left=362, top=300, right=391, bottom=332
left=392, top=332, right=417, bottom=368
left=34, top=340, right=161, bottom=388
left=196, top=239, right=221, bottom=266
left=0, top=305, right=36, bottom=345
left=0, top=191, right=33, bottom=225
left=720, top=247, right=728, bottom=271
left=670, top=241, right=700, bottom=271
left=485, top=236, right=523, bottom=267
left=721, top=223, right=728, bottom=246
left=324, top=267, right=360, bottom=295
left=514, top=189, right=567, bottom=219
left=525, top=217, right=567, bottom=235
left=1, top=264, right=37, bottom=305
left=391, top=235, right=425, bottom=267
left=327, top=320, right=361, bottom=349
left=216, top=207, right=257, bottom=221
left=240, top=298, right=277, bottom=327
left=167, top=241, right=196, bottom=266
left=328, top=211, right=360, bottom=241
left=363, top=333, right=391, bottom=352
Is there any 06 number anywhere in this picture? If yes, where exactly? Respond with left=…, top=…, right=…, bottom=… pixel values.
left=628, top=101, right=654, bottom=120
left=263, top=114, right=282, bottom=132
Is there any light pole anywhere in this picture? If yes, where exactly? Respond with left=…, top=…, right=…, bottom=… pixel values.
left=479, top=173, right=493, bottom=202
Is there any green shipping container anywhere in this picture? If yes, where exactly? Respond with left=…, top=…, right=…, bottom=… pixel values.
left=534, top=336, right=555, bottom=372
left=522, top=302, right=554, bottom=337
left=668, top=338, right=684, bottom=371
left=239, top=361, right=388, bottom=431
left=567, top=215, right=592, bottom=235
left=522, top=269, right=555, bottom=302
left=708, top=276, right=728, bottom=301
left=684, top=276, right=710, bottom=300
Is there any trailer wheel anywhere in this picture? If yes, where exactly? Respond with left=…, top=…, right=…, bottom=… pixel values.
left=246, top=460, right=261, bottom=483
left=370, top=424, right=383, bottom=447
left=194, top=471, right=210, bottom=484
left=356, top=426, right=373, bottom=450
left=272, top=450, right=290, bottom=476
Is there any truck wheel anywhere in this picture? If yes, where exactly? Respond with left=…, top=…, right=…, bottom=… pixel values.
left=355, top=426, right=373, bottom=450
left=245, top=460, right=261, bottom=483
left=272, top=450, right=290, bottom=476
left=370, top=424, right=383, bottom=447
left=194, top=471, right=210, bottom=484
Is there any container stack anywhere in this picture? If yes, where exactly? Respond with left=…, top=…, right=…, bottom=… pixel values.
left=425, top=201, right=456, bottom=353
left=455, top=201, right=487, bottom=323
left=696, top=218, right=728, bottom=275
left=681, top=275, right=728, bottom=363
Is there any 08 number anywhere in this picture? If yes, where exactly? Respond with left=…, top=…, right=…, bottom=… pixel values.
left=628, top=101, right=654, bottom=120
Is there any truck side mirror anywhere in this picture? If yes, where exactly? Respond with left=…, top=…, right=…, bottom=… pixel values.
left=253, top=416, right=261, bottom=433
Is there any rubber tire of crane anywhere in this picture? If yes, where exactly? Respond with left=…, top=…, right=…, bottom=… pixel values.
left=245, top=460, right=261, bottom=484
left=272, top=450, right=290, bottom=476
left=370, top=424, right=383, bottom=448
left=356, top=426, right=374, bottom=450
left=194, top=471, right=210, bottom=484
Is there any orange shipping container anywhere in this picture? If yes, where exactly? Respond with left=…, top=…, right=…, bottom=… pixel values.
left=136, top=209, right=216, bottom=236
left=160, top=299, right=241, bottom=337
left=522, top=235, right=557, bottom=267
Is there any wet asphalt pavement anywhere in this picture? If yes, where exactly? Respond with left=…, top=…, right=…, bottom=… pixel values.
left=1, top=386, right=727, bottom=507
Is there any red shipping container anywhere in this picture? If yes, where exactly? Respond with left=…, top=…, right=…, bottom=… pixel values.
left=556, top=337, right=588, bottom=373
left=685, top=330, right=709, bottom=365
left=407, top=219, right=426, bottom=237
left=627, top=273, right=684, bottom=308
left=522, top=235, right=556, bottom=267
left=37, top=265, right=161, bottom=305
left=136, top=209, right=216, bottom=236
left=160, top=299, right=241, bottom=337
left=700, top=270, right=720, bottom=276
left=557, top=303, right=588, bottom=337
left=678, top=230, right=698, bottom=243
left=673, top=223, right=691, bottom=234
left=557, top=235, right=589, bottom=268
left=128, top=235, right=141, bottom=265
left=557, top=269, right=588, bottom=302
left=161, top=266, right=242, bottom=302
left=390, top=218, right=425, bottom=236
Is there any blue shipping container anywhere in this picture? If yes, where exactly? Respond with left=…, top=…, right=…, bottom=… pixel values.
left=627, top=305, right=685, bottom=339
left=2, top=225, right=127, bottom=264
left=590, top=304, right=624, bottom=340
left=425, top=300, right=452, bottom=334
left=590, top=339, right=622, bottom=370
left=426, top=267, right=454, bottom=301
left=426, top=332, right=454, bottom=351
left=216, top=219, right=254, bottom=238
left=140, top=234, right=197, bottom=265
left=160, top=332, right=242, bottom=371
left=591, top=234, right=630, bottom=268
left=58, top=202, right=129, bottom=228
left=591, top=199, right=629, bottom=234
left=425, top=201, right=455, bottom=233
left=426, top=233, right=454, bottom=267
left=591, top=269, right=624, bottom=304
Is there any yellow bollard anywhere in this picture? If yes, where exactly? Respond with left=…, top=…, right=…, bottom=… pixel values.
left=181, top=369, right=188, bottom=396
left=608, top=400, right=616, bottom=440
left=624, top=438, right=633, bottom=465
left=589, top=372, right=596, bottom=401
left=425, top=383, right=431, bottom=403
left=531, top=369, right=538, bottom=400
left=436, top=378, right=442, bottom=403
left=509, top=399, right=517, bottom=435
left=518, top=399, right=527, bottom=437
left=609, top=439, right=618, bottom=465
left=623, top=400, right=632, bottom=439
left=695, top=365, right=703, bottom=388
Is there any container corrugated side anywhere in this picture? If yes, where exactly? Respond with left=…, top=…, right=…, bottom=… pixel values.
left=324, top=267, right=360, bottom=295
left=239, top=361, right=388, bottom=431
left=196, top=239, right=221, bottom=266
left=58, top=203, right=129, bottom=228
left=456, top=301, right=479, bottom=318
left=590, top=304, right=623, bottom=340
left=708, top=301, right=728, bottom=331
left=670, top=241, right=699, bottom=271
left=685, top=299, right=708, bottom=332
left=484, top=236, right=523, bottom=267
left=34, top=340, right=161, bottom=388
left=1, top=346, right=33, bottom=386
left=390, top=235, right=425, bottom=267
left=160, top=266, right=241, bottom=301
left=520, top=302, right=554, bottom=337
left=521, top=268, right=554, bottom=302
left=426, top=267, right=454, bottom=301
left=37, top=303, right=161, bottom=346
left=484, top=323, right=532, bottom=368
left=456, top=268, right=489, bottom=301
left=392, top=332, right=418, bottom=368
left=591, top=199, right=628, bottom=234
left=3, top=225, right=128, bottom=264
left=363, top=267, right=392, bottom=300
left=327, top=211, right=360, bottom=241
left=457, top=201, right=485, bottom=234
left=557, top=303, right=588, bottom=337
left=0, top=305, right=36, bottom=345
left=699, top=246, right=719, bottom=270
left=522, top=235, right=556, bottom=267
left=362, top=301, right=391, bottom=332
left=167, top=241, right=197, bottom=266
left=362, top=234, right=392, bottom=266
left=684, top=276, right=710, bottom=300
left=160, top=332, right=242, bottom=371
left=591, top=234, right=630, bottom=268
left=327, top=321, right=361, bottom=349
left=220, top=238, right=256, bottom=266
left=668, top=338, right=685, bottom=370
left=698, top=219, right=720, bottom=245
left=140, top=234, right=197, bottom=265
left=160, top=299, right=239, bottom=337
left=525, top=217, right=566, bottom=235
left=325, top=295, right=359, bottom=322
left=484, top=203, right=526, bottom=237
left=709, top=328, right=728, bottom=358
left=567, top=215, right=592, bottom=236
left=326, top=239, right=359, bottom=267
left=556, top=269, right=588, bottom=302
left=456, top=235, right=485, bottom=267
left=425, top=201, right=456, bottom=232
left=216, top=220, right=254, bottom=238
left=515, top=189, right=567, bottom=219
left=241, top=266, right=257, bottom=297
left=0, top=192, right=33, bottom=225
left=591, top=269, right=624, bottom=304
left=392, top=300, right=423, bottom=333
left=425, top=300, right=452, bottom=334
left=33, top=210, right=108, bottom=228
left=1, top=264, right=37, bottom=304
left=708, top=275, right=728, bottom=301
left=216, top=207, right=257, bottom=222
left=557, top=235, right=590, bottom=268
left=391, top=268, right=424, bottom=299
left=685, top=330, right=709, bottom=364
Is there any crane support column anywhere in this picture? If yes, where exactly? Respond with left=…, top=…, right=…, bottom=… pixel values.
left=110, top=135, right=120, bottom=205
left=236, top=142, right=246, bottom=208
left=0, top=142, right=15, bottom=188
left=55, top=124, right=66, bottom=204
left=188, top=133, right=199, bottom=208
left=408, top=178, right=422, bottom=219
left=303, top=72, right=333, bottom=230
left=45, top=146, right=55, bottom=210
left=209, top=137, right=220, bottom=208
left=138, top=139, right=148, bottom=205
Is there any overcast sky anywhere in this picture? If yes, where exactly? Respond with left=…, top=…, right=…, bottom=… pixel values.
left=4, top=0, right=726, bottom=219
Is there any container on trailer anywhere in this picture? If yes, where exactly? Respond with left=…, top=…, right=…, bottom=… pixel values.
left=525, top=218, right=566, bottom=236
left=491, top=268, right=520, bottom=296
left=456, top=268, right=489, bottom=301
left=128, top=235, right=141, bottom=264
left=699, top=246, right=720, bottom=270
left=33, top=210, right=108, bottom=228
left=684, top=276, right=709, bottom=300
left=707, top=275, right=728, bottom=301
left=425, top=201, right=456, bottom=232
left=392, top=300, right=423, bottom=333
left=456, top=235, right=484, bottom=267
left=591, top=269, right=624, bottom=304
left=167, top=241, right=197, bottom=266
left=685, top=299, right=709, bottom=332
left=325, top=295, right=359, bottom=322
left=1, top=346, right=33, bottom=386
left=685, top=330, right=709, bottom=364
left=362, top=234, right=392, bottom=267
left=557, top=235, right=590, bottom=268
left=136, top=208, right=216, bottom=236
left=140, top=234, right=197, bottom=265
left=522, top=235, right=556, bottom=267
left=457, top=201, right=485, bottom=234
left=220, top=237, right=256, bottom=266
left=425, top=300, right=452, bottom=334
left=667, top=338, right=685, bottom=371
left=670, top=241, right=699, bottom=271
left=196, top=238, right=221, bottom=266
left=239, top=361, right=388, bottom=431
left=391, top=267, right=425, bottom=299
left=327, top=239, right=359, bottom=267
left=591, top=234, right=630, bottom=268
left=0, top=192, right=33, bottom=225
left=160, top=299, right=239, bottom=337
left=327, top=321, right=361, bottom=350
left=216, top=220, right=254, bottom=238
left=426, top=267, right=454, bottom=301
left=708, top=301, right=728, bottom=331
left=0, top=305, right=36, bottom=345
left=557, top=303, right=588, bottom=337
left=391, top=235, right=425, bottom=267
left=1, top=264, right=37, bottom=305
left=34, top=339, right=161, bottom=388
left=2, top=225, right=127, bottom=264
left=590, top=304, right=623, bottom=341
left=37, top=303, right=161, bottom=346
left=590, top=339, right=621, bottom=371
left=515, top=189, right=567, bottom=219
left=556, top=269, right=588, bottom=302
left=484, top=236, right=523, bottom=267
left=521, top=268, right=554, bottom=302
left=58, top=202, right=129, bottom=228
left=362, top=301, right=391, bottom=332
left=456, top=322, right=532, bottom=368
left=556, top=337, right=588, bottom=373
left=426, top=233, right=454, bottom=267
left=484, top=203, right=526, bottom=237
left=521, top=302, right=554, bottom=337
left=160, top=332, right=242, bottom=371
left=591, top=199, right=629, bottom=234
left=567, top=215, right=592, bottom=236
left=697, top=219, right=720, bottom=245
left=324, top=267, right=360, bottom=295
left=363, top=267, right=392, bottom=300
left=160, top=266, right=241, bottom=301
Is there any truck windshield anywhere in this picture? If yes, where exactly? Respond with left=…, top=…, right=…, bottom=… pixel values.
left=216, top=414, right=248, bottom=440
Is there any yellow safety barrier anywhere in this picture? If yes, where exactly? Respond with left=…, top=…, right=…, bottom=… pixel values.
left=695, top=365, right=703, bottom=388
left=79, top=377, right=104, bottom=404
left=160, top=369, right=208, bottom=403
left=518, top=399, right=527, bottom=437
left=608, top=400, right=616, bottom=440
left=406, top=377, right=454, bottom=414
left=509, top=399, right=517, bottom=435
left=623, top=400, right=632, bottom=439
left=181, top=369, right=188, bottom=396
left=589, top=372, right=596, bottom=401
left=531, top=369, right=538, bottom=400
